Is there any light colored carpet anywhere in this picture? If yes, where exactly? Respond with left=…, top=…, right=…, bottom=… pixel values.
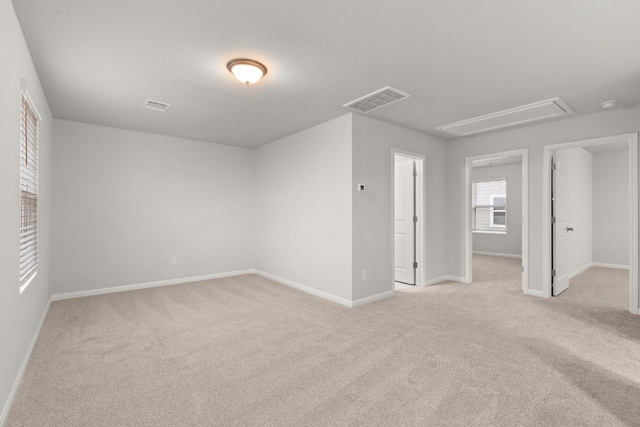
left=7, top=255, right=640, bottom=426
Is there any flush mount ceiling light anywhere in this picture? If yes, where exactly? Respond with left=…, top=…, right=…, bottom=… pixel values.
left=601, top=100, right=619, bottom=109
left=226, top=59, right=267, bottom=85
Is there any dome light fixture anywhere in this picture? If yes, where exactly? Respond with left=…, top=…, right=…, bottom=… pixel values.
left=601, top=100, right=619, bottom=109
left=226, top=59, right=267, bottom=85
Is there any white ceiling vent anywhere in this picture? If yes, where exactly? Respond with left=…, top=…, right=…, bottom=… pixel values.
left=143, top=99, right=172, bottom=112
left=343, top=86, right=411, bottom=114
left=436, top=97, right=573, bottom=137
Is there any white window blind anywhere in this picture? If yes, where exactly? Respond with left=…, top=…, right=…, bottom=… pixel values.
left=472, top=179, right=507, bottom=231
left=20, top=91, right=40, bottom=285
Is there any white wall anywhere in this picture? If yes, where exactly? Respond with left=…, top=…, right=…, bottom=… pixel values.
left=254, top=114, right=353, bottom=302
left=52, top=120, right=254, bottom=294
left=446, top=105, right=640, bottom=296
left=352, top=114, right=448, bottom=300
left=0, top=0, right=53, bottom=422
left=472, top=162, right=522, bottom=257
left=559, top=147, right=593, bottom=277
left=593, top=150, right=629, bottom=266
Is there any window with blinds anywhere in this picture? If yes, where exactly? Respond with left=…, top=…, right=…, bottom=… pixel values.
left=20, top=91, right=40, bottom=288
left=472, top=179, right=507, bottom=231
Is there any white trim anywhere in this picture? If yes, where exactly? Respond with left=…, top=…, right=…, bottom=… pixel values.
left=569, top=263, right=592, bottom=280
left=465, top=148, right=528, bottom=291
left=524, top=289, right=546, bottom=298
left=629, top=133, right=640, bottom=314
left=489, top=193, right=507, bottom=229
left=19, top=271, right=37, bottom=294
left=541, top=132, right=639, bottom=315
left=351, top=290, right=395, bottom=307
left=472, top=230, right=506, bottom=235
left=422, top=275, right=467, bottom=286
left=0, top=297, right=51, bottom=426
left=522, top=152, right=529, bottom=293
left=591, top=262, right=629, bottom=270
left=20, top=89, right=42, bottom=121
left=391, top=149, right=426, bottom=288
left=423, top=275, right=451, bottom=286
left=254, top=270, right=353, bottom=308
left=630, top=137, right=639, bottom=314
left=51, top=270, right=256, bottom=301
left=473, top=251, right=522, bottom=259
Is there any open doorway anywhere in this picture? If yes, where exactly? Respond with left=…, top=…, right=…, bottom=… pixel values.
left=393, top=151, right=424, bottom=290
left=543, top=133, right=639, bottom=314
left=464, top=149, right=529, bottom=291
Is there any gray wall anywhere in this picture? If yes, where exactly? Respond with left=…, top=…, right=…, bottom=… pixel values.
left=352, top=114, right=448, bottom=299
left=446, top=105, right=640, bottom=295
left=472, top=162, right=522, bottom=257
left=0, top=0, right=53, bottom=422
left=593, top=150, right=629, bottom=266
left=52, top=120, right=255, bottom=294
left=254, top=115, right=353, bottom=301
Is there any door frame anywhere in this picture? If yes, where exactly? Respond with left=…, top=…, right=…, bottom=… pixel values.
left=541, top=132, right=639, bottom=314
left=391, top=149, right=425, bottom=287
left=464, top=148, right=529, bottom=292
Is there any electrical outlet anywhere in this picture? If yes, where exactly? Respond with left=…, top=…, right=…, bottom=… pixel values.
left=171, top=257, right=177, bottom=265
left=294, top=259, right=298, bottom=268
left=362, top=270, right=367, bottom=280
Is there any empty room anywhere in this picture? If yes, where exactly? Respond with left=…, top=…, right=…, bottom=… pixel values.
left=2, top=1, right=640, bottom=426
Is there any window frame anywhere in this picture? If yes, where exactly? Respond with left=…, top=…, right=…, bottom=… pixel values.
left=472, top=178, right=507, bottom=234
left=19, top=90, right=41, bottom=294
left=489, top=194, right=507, bottom=229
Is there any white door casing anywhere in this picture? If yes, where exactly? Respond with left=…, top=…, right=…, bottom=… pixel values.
left=464, top=149, right=529, bottom=291
left=394, top=157, right=415, bottom=284
left=542, top=133, right=638, bottom=314
left=552, top=151, right=571, bottom=296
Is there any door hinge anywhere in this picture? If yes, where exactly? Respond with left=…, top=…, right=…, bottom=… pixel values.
left=413, top=215, right=418, bottom=223
left=551, top=269, right=556, bottom=276
left=413, top=262, right=418, bottom=269
left=552, top=162, right=557, bottom=170
left=522, top=266, right=524, bottom=272
left=413, top=170, right=418, bottom=177
left=552, top=216, right=556, bottom=223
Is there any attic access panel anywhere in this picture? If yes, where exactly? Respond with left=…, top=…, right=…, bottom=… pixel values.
left=437, top=98, right=573, bottom=137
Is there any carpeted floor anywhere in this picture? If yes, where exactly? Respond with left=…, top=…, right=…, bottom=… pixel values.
left=7, top=255, right=640, bottom=426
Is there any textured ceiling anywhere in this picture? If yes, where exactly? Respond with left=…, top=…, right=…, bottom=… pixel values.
left=12, top=0, right=640, bottom=148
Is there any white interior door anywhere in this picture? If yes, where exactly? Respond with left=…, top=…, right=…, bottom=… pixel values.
left=552, top=151, right=570, bottom=295
left=394, top=157, right=415, bottom=285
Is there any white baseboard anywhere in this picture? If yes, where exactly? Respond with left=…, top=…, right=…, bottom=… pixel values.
left=568, top=262, right=630, bottom=281
left=0, top=297, right=51, bottom=427
left=524, top=288, right=547, bottom=298
left=422, top=275, right=450, bottom=287
left=569, top=263, right=592, bottom=280
left=254, top=270, right=353, bottom=308
left=53, top=268, right=397, bottom=310
left=51, top=269, right=256, bottom=301
left=422, top=275, right=467, bottom=286
left=473, top=251, right=522, bottom=259
left=351, top=290, right=395, bottom=308
left=591, top=262, right=629, bottom=270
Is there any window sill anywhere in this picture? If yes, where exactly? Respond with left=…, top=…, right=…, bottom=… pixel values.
left=473, top=230, right=507, bottom=235
left=19, top=270, right=37, bottom=294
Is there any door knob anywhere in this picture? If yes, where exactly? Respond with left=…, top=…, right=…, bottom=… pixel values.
left=567, top=227, right=574, bottom=232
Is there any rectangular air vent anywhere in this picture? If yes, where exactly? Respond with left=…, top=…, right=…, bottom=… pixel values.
left=343, top=86, right=411, bottom=114
left=143, top=99, right=172, bottom=112
left=436, top=97, right=573, bottom=137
